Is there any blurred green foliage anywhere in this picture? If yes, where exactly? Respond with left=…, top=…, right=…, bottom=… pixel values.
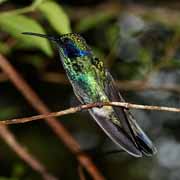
left=0, top=163, right=25, bottom=180
left=38, top=1, right=71, bottom=34
left=0, top=14, right=53, bottom=56
left=0, top=0, right=71, bottom=56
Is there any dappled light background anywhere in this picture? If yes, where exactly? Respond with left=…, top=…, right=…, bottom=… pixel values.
left=0, top=0, right=180, bottom=179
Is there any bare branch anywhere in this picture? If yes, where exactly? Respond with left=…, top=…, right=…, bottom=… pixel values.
left=1, top=71, right=180, bottom=93
left=0, top=125, right=57, bottom=180
left=0, top=72, right=8, bottom=82
left=0, top=126, right=57, bottom=180
left=0, top=54, right=105, bottom=180
left=1, top=101, right=180, bottom=125
left=78, top=164, right=86, bottom=180
left=116, top=80, right=180, bottom=93
left=41, top=72, right=180, bottom=94
left=42, top=72, right=69, bottom=84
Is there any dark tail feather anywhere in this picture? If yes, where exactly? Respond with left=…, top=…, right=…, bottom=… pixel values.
left=89, top=108, right=142, bottom=157
left=128, top=114, right=157, bottom=156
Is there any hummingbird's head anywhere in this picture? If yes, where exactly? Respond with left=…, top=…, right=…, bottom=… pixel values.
left=59, top=33, right=92, bottom=59
left=22, top=32, right=92, bottom=59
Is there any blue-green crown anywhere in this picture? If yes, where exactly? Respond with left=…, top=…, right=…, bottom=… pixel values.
left=59, top=33, right=92, bottom=58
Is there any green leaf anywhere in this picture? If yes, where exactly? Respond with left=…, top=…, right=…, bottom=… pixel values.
left=12, top=163, right=25, bottom=178
left=38, top=1, right=71, bottom=34
left=0, top=106, right=20, bottom=119
left=75, top=12, right=114, bottom=32
left=0, top=0, right=8, bottom=4
left=0, top=14, right=53, bottom=56
left=0, top=41, right=10, bottom=54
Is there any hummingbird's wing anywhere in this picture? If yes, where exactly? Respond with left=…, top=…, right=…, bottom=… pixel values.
left=89, top=107, right=143, bottom=157
left=103, top=70, right=157, bottom=156
left=72, top=66, right=156, bottom=157
left=69, top=69, right=143, bottom=157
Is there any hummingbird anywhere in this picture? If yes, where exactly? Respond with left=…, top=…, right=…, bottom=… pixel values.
left=22, top=32, right=157, bottom=157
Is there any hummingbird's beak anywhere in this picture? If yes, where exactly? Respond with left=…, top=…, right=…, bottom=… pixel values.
left=22, top=32, right=59, bottom=42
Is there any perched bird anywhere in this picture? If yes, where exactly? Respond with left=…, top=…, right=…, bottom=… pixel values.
left=22, top=32, right=157, bottom=157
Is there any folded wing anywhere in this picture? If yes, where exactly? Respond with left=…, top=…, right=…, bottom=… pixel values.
left=102, top=70, right=157, bottom=156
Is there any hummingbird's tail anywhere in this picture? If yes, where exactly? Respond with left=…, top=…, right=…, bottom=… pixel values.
left=126, top=111, right=157, bottom=156
left=89, top=108, right=143, bottom=157
left=89, top=106, right=157, bottom=157
left=100, top=70, right=157, bottom=157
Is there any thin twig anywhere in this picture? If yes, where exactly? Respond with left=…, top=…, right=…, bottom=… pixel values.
left=0, top=72, right=8, bottom=82
left=78, top=164, right=86, bottom=180
left=0, top=60, right=59, bottom=180
left=42, top=72, right=69, bottom=84
left=116, top=80, right=180, bottom=93
left=41, top=72, right=180, bottom=93
left=0, top=126, right=57, bottom=180
left=1, top=101, right=180, bottom=125
left=0, top=54, right=105, bottom=180
left=1, top=71, right=180, bottom=93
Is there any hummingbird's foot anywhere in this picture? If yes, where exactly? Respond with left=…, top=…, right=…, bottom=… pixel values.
left=96, top=102, right=103, bottom=108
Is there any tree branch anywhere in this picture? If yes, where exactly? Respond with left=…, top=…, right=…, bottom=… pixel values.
left=0, top=101, right=180, bottom=125
left=1, top=71, right=180, bottom=93
left=0, top=125, right=57, bottom=180
left=78, top=164, right=86, bottom=180
left=41, top=72, right=180, bottom=94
